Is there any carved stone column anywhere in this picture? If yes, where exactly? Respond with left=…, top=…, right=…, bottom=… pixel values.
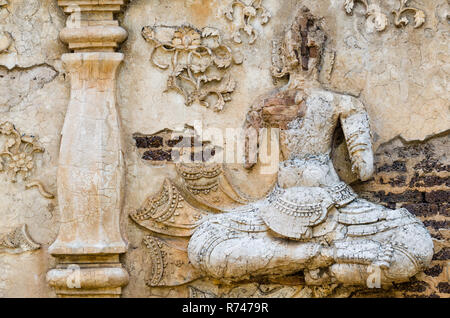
left=46, top=0, right=129, bottom=298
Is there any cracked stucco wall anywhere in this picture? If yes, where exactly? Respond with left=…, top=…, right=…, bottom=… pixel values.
left=0, top=0, right=67, bottom=298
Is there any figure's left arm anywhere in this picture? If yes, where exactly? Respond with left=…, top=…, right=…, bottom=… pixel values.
left=338, top=95, right=374, bottom=181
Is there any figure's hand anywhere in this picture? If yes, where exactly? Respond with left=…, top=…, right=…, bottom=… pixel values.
left=333, top=239, right=394, bottom=269
left=352, top=150, right=374, bottom=181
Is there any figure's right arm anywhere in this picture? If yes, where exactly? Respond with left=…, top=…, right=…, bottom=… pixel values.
left=243, top=90, right=303, bottom=169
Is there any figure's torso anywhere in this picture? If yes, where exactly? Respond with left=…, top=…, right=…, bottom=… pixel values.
left=278, top=88, right=341, bottom=188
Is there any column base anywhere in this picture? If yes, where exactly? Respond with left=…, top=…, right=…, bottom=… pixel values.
left=47, top=255, right=129, bottom=298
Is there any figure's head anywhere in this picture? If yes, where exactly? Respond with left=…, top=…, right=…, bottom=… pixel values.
left=272, top=7, right=327, bottom=85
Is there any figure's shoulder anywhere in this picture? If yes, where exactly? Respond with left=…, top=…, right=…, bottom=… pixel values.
left=319, top=90, right=367, bottom=114
left=303, top=88, right=339, bottom=113
left=306, top=87, right=336, bottom=102
left=249, top=88, right=298, bottom=112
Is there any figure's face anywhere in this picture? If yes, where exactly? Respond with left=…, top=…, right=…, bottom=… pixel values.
left=282, top=16, right=325, bottom=78
left=271, top=9, right=326, bottom=84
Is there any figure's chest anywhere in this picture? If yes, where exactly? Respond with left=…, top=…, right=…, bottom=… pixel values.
left=279, top=94, right=338, bottom=156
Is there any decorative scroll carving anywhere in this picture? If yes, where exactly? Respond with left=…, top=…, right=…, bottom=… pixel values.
left=25, top=181, right=55, bottom=199
left=143, top=236, right=167, bottom=286
left=344, top=0, right=388, bottom=32
left=0, top=122, right=43, bottom=182
left=177, top=163, right=222, bottom=195
left=224, top=0, right=271, bottom=44
left=142, top=25, right=242, bottom=111
left=131, top=179, right=215, bottom=237
left=143, top=235, right=201, bottom=287
left=392, top=0, right=426, bottom=28
left=344, top=0, right=425, bottom=32
left=0, top=225, right=40, bottom=254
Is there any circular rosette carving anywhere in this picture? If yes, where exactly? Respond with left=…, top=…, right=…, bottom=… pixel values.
left=0, top=122, right=44, bottom=182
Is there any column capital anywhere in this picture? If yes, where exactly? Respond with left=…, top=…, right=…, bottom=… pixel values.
left=57, top=0, right=128, bottom=52
left=57, top=0, right=127, bottom=13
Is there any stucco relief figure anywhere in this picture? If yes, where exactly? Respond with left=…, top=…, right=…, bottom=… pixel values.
left=187, top=7, right=433, bottom=286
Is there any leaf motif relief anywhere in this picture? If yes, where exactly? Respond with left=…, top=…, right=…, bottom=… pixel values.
left=244, top=24, right=254, bottom=36
left=142, top=25, right=242, bottom=111
left=224, top=0, right=271, bottom=45
left=173, top=63, right=187, bottom=76
left=233, top=31, right=242, bottom=44
left=397, top=16, right=409, bottom=26
left=366, top=10, right=388, bottom=32
left=344, top=0, right=355, bottom=14
left=392, top=0, right=426, bottom=29
left=343, top=0, right=426, bottom=31
left=0, top=225, right=40, bottom=254
left=260, top=7, right=271, bottom=25
left=202, top=27, right=219, bottom=38
left=213, top=47, right=233, bottom=69
left=413, top=10, right=426, bottom=28
left=224, top=6, right=234, bottom=21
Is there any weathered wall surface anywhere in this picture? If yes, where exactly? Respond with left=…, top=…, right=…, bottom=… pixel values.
left=0, top=0, right=67, bottom=298
left=0, top=0, right=448, bottom=297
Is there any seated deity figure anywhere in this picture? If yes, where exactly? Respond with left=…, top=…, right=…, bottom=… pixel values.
left=187, top=8, right=433, bottom=286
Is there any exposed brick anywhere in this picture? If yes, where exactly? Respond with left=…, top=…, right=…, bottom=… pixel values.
left=403, top=203, right=440, bottom=217
left=262, top=96, right=295, bottom=107
left=414, top=159, right=449, bottom=173
left=424, top=265, right=443, bottom=277
left=261, top=103, right=305, bottom=129
left=142, top=149, right=172, bottom=161
left=379, top=175, right=406, bottom=187
left=433, top=248, right=450, bottom=261
left=440, top=204, right=450, bottom=217
left=134, top=135, right=164, bottom=148
left=374, top=190, right=424, bottom=204
left=189, top=149, right=216, bottom=162
left=395, top=143, right=434, bottom=159
left=437, top=282, right=450, bottom=294
left=166, top=135, right=185, bottom=147
left=354, top=134, right=449, bottom=298
left=376, top=161, right=407, bottom=173
left=425, top=191, right=449, bottom=203
left=423, top=220, right=449, bottom=231
left=409, top=173, right=450, bottom=187
left=393, top=280, right=429, bottom=293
